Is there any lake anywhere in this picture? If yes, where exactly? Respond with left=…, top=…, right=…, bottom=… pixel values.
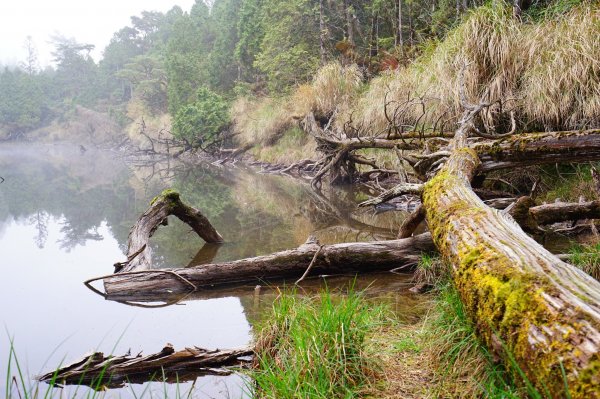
left=0, top=143, right=417, bottom=398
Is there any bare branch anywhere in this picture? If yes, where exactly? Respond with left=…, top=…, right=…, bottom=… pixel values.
left=358, top=183, right=424, bottom=207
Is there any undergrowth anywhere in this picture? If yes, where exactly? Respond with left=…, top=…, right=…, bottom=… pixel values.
left=567, top=241, right=600, bottom=280
left=538, top=163, right=600, bottom=202
left=232, top=1, right=600, bottom=165
left=372, top=255, right=545, bottom=398
left=252, top=269, right=541, bottom=399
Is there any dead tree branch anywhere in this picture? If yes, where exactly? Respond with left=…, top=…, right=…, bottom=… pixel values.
left=38, top=344, right=252, bottom=388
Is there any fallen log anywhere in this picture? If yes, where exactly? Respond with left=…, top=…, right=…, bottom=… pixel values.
left=409, top=129, right=600, bottom=176
left=38, top=344, right=252, bottom=388
left=114, top=189, right=223, bottom=273
left=421, top=117, right=600, bottom=395
left=507, top=197, right=600, bottom=234
left=475, top=129, right=600, bottom=172
left=530, top=200, right=600, bottom=226
left=97, top=271, right=415, bottom=306
left=98, top=233, right=435, bottom=298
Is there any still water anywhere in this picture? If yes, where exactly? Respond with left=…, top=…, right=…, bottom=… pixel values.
left=0, top=143, right=415, bottom=398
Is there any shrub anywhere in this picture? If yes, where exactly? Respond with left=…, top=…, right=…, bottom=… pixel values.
left=172, top=86, right=229, bottom=146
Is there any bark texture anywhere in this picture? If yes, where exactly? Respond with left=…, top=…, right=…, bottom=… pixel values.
left=422, top=147, right=600, bottom=398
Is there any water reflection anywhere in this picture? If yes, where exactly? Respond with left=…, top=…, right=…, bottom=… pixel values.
left=0, top=143, right=417, bottom=397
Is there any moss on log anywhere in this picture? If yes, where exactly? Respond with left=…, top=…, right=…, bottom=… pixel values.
left=422, top=147, right=600, bottom=398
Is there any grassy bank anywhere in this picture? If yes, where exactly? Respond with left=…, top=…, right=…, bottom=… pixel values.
left=251, top=278, right=543, bottom=399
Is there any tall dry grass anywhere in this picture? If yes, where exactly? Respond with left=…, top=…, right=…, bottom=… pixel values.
left=523, top=5, right=600, bottom=129
left=231, top=2, right=599, bottom=163
left=353, top=2, right=600, bottom=134
left=311, top=62, right=363, bottom=117
left=231, top=62, right=363, bottom=151
left=230, top=96, right=294, bottom=147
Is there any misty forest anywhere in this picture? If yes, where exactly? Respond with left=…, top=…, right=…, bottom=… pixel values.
left=1, top=0, right=600, bottom=398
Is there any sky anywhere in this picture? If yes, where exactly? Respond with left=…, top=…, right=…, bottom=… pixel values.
left=0, top=0, right=196, bottom=67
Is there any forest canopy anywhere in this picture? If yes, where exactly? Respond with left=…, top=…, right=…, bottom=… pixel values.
left=0, top=0, right=591, bottom=143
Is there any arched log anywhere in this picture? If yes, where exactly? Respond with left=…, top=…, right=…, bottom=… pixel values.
left=114, top=189, right=223, bottom=273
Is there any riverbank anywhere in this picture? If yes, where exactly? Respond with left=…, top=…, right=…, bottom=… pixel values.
left=251, top=263, right=540, bottom=399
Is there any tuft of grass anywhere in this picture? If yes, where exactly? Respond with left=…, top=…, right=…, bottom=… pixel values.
left=251, top=289, right=384, bottom=399
left=412, top=253, right=448, bottom=289
left=311, top=62, right=363, bottom=119
left=522, top=2, right=600, bottom=130
left=567, top=241, right=600, bottom=280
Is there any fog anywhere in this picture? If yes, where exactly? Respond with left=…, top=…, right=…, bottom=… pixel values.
left=0, top=0, right=196, bottom=67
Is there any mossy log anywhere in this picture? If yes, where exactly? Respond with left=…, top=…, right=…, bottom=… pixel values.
left=530, top=200, right=600, bottom=226
left=100, top=233, right=434, bottom=298
left=115, top=189, right=223, bottom=273
left=422, top=147, right=600, bottom=398
left=38, top=344, right=252, bottom=388
left=475, top=129, right=600, bottom=172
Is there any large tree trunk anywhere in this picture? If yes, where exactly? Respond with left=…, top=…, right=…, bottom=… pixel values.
left=422, top=147, right=600, bottom=398
left=99, top=234, right=434, bottom=298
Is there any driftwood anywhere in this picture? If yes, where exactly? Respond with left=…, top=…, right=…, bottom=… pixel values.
left=98, top=185, right=600, bottom=302
left=99, top=233, right=435, bottom=298
left=302, top=113, right=425, bottom=188
left=88, top=101, right=600, bottom=396
left=114, top=189, right=223, bottom=273
left=38, top=344, right=252, bottom=388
